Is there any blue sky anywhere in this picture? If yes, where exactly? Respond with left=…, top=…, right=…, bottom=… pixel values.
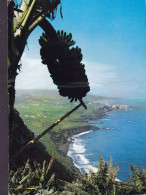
left=16, top=0, right=146, bottom=98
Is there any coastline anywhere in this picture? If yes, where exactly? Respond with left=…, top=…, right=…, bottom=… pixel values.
left=57, top=122, right=100, bottom=173
left=58, top=123, right=98, bottom=154
left=57, top=104, right=133, bottom=173
left=57, top=107, right=108, bottom=159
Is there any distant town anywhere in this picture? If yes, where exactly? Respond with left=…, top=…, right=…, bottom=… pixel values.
left=89, top=103, right=132, bottom=112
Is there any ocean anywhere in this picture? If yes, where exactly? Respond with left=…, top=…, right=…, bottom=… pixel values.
left=68, top=98, right=146, bottom=181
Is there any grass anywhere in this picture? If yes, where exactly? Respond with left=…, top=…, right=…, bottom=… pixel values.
left=15, top=92, right=102, bottom=144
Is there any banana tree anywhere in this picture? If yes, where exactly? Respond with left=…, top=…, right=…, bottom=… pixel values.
left=8, top=0, right=90, bottom=130
left=8, top=0, right=62, bottom=129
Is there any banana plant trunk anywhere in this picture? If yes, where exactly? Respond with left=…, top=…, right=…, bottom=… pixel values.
left=8, top=0, right=36, bottom=130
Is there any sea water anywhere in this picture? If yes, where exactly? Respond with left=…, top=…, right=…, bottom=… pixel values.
left=68, top=99, right=146, bottom=181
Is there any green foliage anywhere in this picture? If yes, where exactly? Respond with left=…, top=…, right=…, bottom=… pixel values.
left=14, top=93, right=146, bottom=194
left=128, top=164, right=146, bottom=193
left=86, top=155, right=119, bottom=195
left=15, top=93, right=102, bottom=145
left=38, top=0, right=60, bottom=19
left=78, top=176, right=100, bottom=194
left=9, top=158, right=56, bottom=194
left=82, top=156, right=146, bottom=195
left=16, top=92, right=100, bottom=120
left=96, top=155, right=108, bottom=193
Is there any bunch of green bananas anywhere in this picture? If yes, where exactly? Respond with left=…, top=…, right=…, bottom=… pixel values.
left=56, top=30, right=75, bottom=47
left=39, top=30, right=90, bottom=105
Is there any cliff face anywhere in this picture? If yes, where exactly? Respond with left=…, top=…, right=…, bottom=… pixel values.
left=9, top=109, right=77, bottom=182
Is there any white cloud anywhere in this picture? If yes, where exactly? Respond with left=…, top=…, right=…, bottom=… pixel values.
left=15, top=53, right=57, bottom=90
left=84, top=60, right=146, bottom=98
left=16, top=56, right=121, bottom=97
left=84, top=60, right=121, bottom=96
left=15, top=55, right=146, bottom=98
left=83, top=60, right=116, bottom=84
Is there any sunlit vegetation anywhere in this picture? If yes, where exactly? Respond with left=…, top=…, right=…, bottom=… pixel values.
left=9, top=154, right=146, bottom=194
left=15, top=92, right=102, bottom=147
left=12, top=92, right=146, bottom=194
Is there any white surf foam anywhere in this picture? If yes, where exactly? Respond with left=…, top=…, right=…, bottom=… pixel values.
left=72, top=142, right=86, bottom=153
left=77, top=154, right=89, bottom=164
left=67, top=137, right=87, bottom=158
left=67, top=149, right=72, bottom=157
left=73, top=130, right=92, bottom=138
left=68, top=130, right=93, bottom=157
left=106, top=127, right=115, bottom=130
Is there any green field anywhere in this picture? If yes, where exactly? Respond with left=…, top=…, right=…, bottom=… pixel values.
left=13, top=89, right=105, bottom=178
left=15, top=90, right=103, bottom=148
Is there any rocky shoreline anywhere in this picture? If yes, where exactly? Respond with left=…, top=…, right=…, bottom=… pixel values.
left=57, top=104, right=132, bottom=172
left=58, top=124, right=97, bottom=173
left=57, top=115, right=105, bottom=172
left=58, top=124, right=97, bottom=157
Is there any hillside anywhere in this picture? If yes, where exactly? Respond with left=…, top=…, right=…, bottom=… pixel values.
left=9, top=90, right=104, bottom=194
left=9, top=90, right=145, bottom=195
left=15, top=90, right=102, bottom=134
left=14, top=90, right=132, bottom=158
